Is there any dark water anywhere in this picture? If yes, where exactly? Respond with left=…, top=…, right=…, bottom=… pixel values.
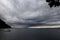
left=0, top=29, right=60, bottom=40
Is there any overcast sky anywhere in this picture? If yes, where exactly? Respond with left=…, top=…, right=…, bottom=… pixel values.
left=0, top=0, right=60, bottom=28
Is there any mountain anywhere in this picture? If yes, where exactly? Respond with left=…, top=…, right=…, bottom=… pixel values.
left=0, top=19, right=11, bottom=28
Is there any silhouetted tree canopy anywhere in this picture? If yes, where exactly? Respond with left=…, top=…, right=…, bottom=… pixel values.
left=46, top=0, right=60, bottom=7
left=0, top=19, right=11, bottom=28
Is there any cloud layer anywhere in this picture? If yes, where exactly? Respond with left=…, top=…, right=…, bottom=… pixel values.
left=0, top=0, right=60, bottom=28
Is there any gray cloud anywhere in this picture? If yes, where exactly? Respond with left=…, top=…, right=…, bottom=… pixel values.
left=0, top=0, right=60, bottom=28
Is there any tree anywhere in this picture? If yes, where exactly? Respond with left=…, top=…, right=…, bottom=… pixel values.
left=46, top=0, right=60, bottom=7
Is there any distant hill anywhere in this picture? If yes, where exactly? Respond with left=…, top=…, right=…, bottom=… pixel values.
left=0, top=19, right=11, bottom=28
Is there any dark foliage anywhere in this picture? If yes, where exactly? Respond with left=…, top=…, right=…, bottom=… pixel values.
left=46, top=0, right=60, bottom=7
left=0, top=19, right=11, bottom=28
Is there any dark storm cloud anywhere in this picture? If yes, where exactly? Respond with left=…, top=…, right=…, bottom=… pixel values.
left=0, top=0, right=60, bottom=28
